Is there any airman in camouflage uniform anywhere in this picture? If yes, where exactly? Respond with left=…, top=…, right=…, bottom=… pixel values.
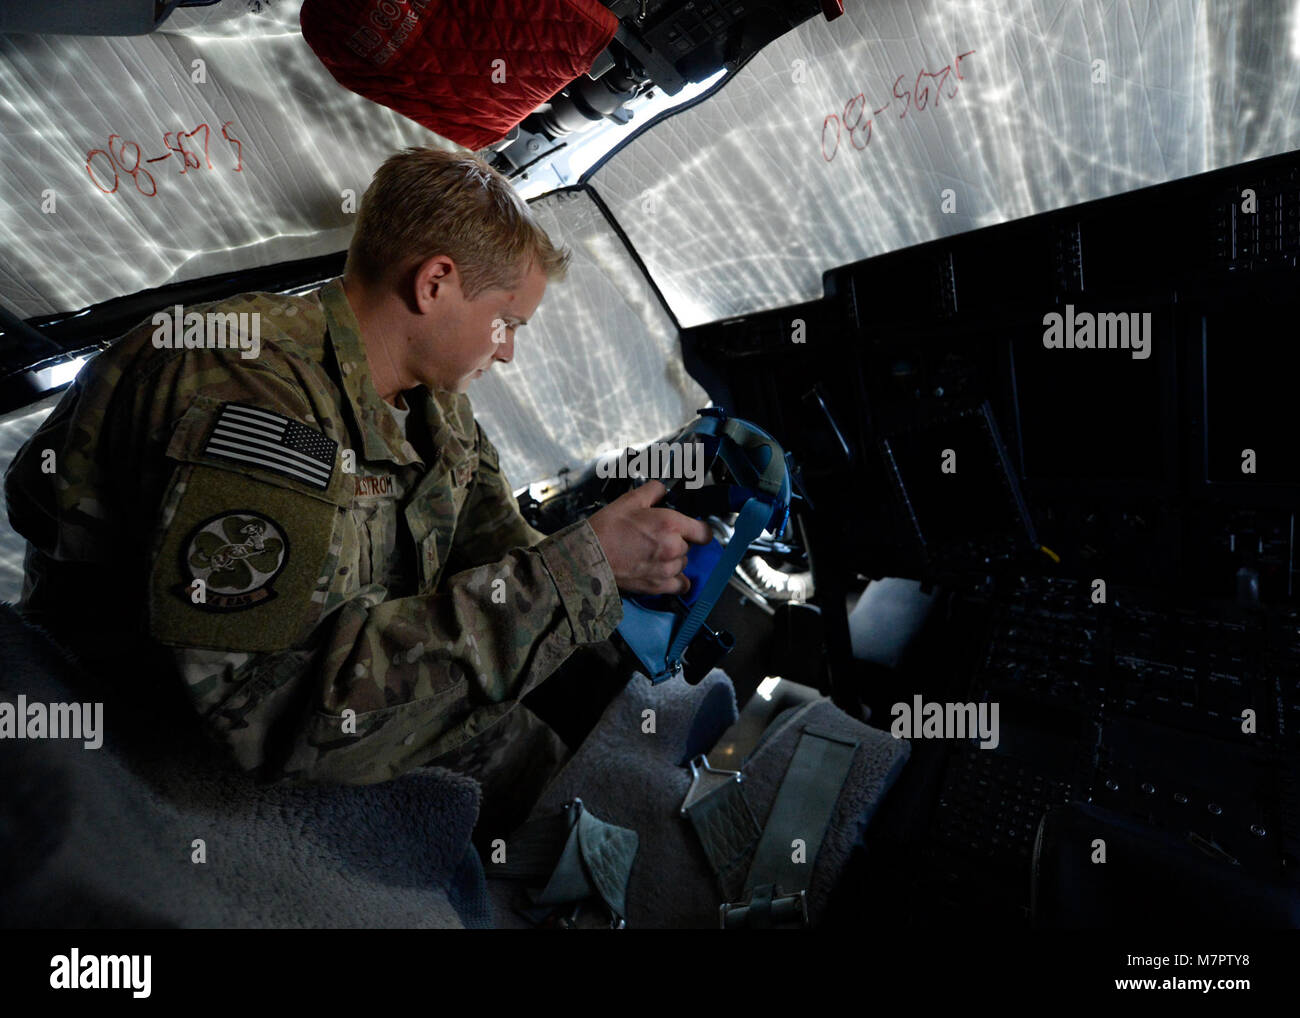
left=5, top=277, right=620, bottom=803
left=5, top=147, right=711, bottom=847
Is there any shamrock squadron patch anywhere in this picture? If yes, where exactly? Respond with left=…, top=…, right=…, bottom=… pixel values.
left=181, top=511, right=290, bottom=611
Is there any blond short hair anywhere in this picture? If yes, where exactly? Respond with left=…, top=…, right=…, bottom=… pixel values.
left=345, top=147, right=570, bottom=299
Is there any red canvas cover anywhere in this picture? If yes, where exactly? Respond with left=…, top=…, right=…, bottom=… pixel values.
left=300, top=0, right=619, bottom=150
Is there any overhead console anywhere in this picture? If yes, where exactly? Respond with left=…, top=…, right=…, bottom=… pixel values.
left=0, top=0, right=181, bottom=35
left=491, top=0, right=837, bottom=175
left=599, top=0, right=836, bottom=97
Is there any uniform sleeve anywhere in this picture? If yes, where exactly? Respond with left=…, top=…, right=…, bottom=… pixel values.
left=174, top=511, right=622, bottom=785
left=442, top=423, right=546, bottom=573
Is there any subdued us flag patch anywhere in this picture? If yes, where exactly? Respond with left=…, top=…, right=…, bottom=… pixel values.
left=203, top=402, right=337, bottom=490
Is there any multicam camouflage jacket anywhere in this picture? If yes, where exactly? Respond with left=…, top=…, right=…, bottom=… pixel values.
left=4, top=278, right=623, bottom=784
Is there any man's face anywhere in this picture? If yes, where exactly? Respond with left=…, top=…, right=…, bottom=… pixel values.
left=418, top=259, right=548, bottom=394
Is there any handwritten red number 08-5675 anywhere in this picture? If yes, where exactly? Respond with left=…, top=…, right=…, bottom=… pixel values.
left=85, top=121, right=246, bottom=197
left=821, top=49, right=975, bottom=163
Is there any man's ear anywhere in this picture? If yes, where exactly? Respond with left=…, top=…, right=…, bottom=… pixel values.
left=412, top=255, right=458, bottom=314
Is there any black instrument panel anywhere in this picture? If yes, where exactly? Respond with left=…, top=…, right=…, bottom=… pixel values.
left=683, top=146, right=1300, bottom=924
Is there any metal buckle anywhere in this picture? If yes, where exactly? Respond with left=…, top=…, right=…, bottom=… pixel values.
left=679, top=754, right=742, bottom=816
left=550, top=899, right=628, bottom=929
left=718, top=886, right=808, bottom=929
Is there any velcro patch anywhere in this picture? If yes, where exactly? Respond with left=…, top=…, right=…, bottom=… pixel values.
left=204, top=402, right=337, bottom=491
left=151, top=464, right=338, bottom=651
left=181, top=511, right=289, bottom=611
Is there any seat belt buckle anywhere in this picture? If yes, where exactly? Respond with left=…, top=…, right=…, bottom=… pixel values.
left=719, top=885, right=809, bottom=929
left=679, top=754, right=742, bottom=816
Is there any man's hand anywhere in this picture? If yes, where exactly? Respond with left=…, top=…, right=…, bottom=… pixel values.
left=587, top=480, right=714, bottom=596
